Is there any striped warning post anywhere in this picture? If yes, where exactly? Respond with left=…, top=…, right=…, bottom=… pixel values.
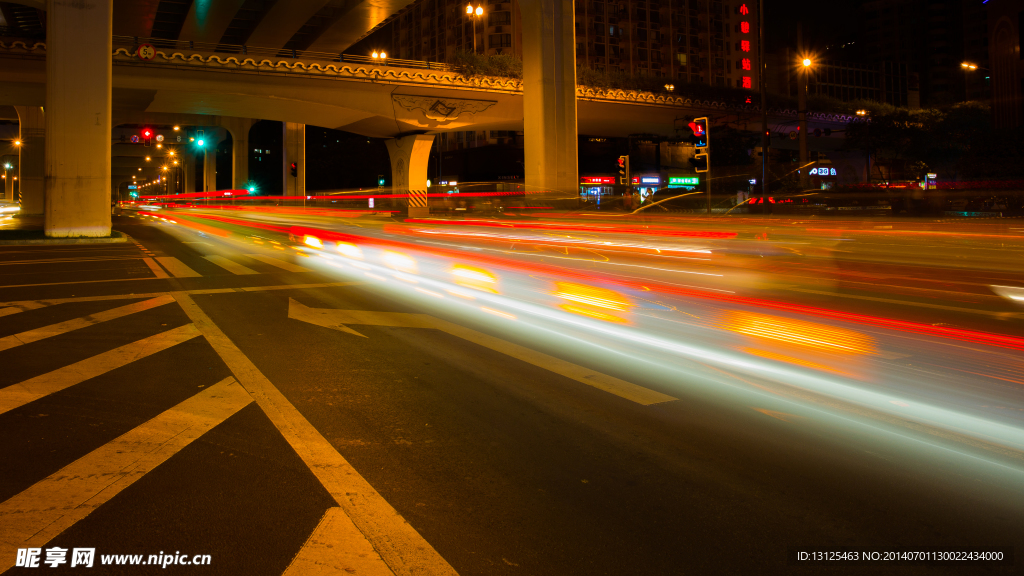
left=408, top=189, right=428, bottom=217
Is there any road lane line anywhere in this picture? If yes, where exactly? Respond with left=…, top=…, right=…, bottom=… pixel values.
left=204, top=255, right=259, bottom=275
left=0, top=296, right=174, bottom=353
left=141, top=257, right=169, bottom=279
left=173, top=293, right=457, bottom=576
left=0, top=307, right=21, bottom=318
left=155, top=256, right=201, bottom=278
left=0, top=282, right=364, bottom=309
left=244, top=253, right=313, bottom=273
left=432, top=318, right=676, bottom=405
left=0, top=324, right=200, bottom=415
left=785, top=287, right=1020, bottom=317
left=283, top=508, right=395, bottom=576
left=0, top=377, right=251, bottom=571
left=287, top=299, right=675, bottom=406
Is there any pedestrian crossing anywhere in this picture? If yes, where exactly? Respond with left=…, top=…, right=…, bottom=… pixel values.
left=147, top=253, right=315, bottom=278
left=0, top=281, right=448, bottom=575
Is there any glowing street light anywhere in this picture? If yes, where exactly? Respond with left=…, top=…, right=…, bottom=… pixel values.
left=664, top=84, right=675, bottom=92
left=173, top=125, right=180, bottom=131
left=466, top=4, right=484, bottom=54
left=802, top=58, right=812, bottom=67
left=13, top=140, right=21, bottom=146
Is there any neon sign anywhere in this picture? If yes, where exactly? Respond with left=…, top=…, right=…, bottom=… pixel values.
left=581, top=176, right=616, bottom=184
left=809, top=167, right=837, bottom=176
left=669, top=176, right=699, bottom=186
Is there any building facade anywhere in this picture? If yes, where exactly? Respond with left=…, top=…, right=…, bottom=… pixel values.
left=987, top=0, right=1024, bottom=128
left=352, top=0, right=762, bottom=91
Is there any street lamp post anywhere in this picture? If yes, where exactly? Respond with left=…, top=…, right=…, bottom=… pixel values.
left=960, top=62, right=988, bottom=102
left=856, top=109, right=871, bottom=184
left=467, top=4, right=483, bottom=54
left=798, top=55, right=813, bottom=189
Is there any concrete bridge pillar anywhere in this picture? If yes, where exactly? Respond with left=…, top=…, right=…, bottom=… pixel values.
left=44, top=0, right=113, bottom=237
left=520, top=0, right=578, bottom=198
left=385, top=134, right=434, bottom=217
left=284, top=122, right=305, bottom=196
left=182, top=151, right=194, bottom=194
left=220, top=117, right=255, bottom=191
left=202, top=143, right=217, bottom=192
left=15, top=107, right=44, bottom=214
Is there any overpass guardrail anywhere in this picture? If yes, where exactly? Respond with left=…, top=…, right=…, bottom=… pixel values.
left=111, top=35, right=452, bottom=72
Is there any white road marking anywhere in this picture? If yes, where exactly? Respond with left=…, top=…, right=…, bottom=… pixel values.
left=141, top=257, right=169, bottom=278
left=0, top=295, right=174, bottom=352
left=0, top=307, right=22, bottom=318
left=0, top=282, right=364, bottom=310
left=204, top=255, right=258, bottom=275
left=244, top=253, right=313, bottom=273
left=786, top=287, right=1023, bottom=317
left=174, top=293, right=457, bottom=576
left=0, top=324, right=201, bottom=415
left=155, top=256, right=201, bottom=278
left=287, top=299, right=676, bottom=406
left=0, top=377, right=252, bottom=572
left=283, top=508, right=395, bottom=576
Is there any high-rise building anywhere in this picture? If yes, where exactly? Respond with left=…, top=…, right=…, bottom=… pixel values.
left=351, top=0, right=761, bottom=92
left=987, top=0, right=1024, bottom=128
left=858, top=0, right=989, bottom=106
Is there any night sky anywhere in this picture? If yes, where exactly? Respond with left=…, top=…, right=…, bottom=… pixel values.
left=764, top=0, right=856, bottom=55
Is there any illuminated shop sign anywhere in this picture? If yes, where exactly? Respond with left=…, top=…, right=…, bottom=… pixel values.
left=669, top=176, right=700, bottom=186
left=809, top=167, right=837, bottom=176
left=581, top=176, right=616, bottom=184
left=630, top=176, right=661, bottom=185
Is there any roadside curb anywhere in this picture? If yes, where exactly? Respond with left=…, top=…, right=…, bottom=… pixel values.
left=0, top=230, right=129, bottom=245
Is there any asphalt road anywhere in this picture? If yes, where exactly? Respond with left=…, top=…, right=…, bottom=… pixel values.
left=0, top=212, right=1021, bottom=575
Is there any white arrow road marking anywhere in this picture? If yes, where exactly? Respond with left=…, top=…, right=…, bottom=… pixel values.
left=287, top=299, right=676, bottom=406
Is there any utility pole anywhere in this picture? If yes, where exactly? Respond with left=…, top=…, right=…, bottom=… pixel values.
left=758, top=0, right=768, bottom=215
left=797, top=23, right=809, bottom=190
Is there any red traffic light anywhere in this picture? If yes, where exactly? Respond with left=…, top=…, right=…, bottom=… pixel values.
left=141, top=128, right=153, bottom=138
left=687, top=121, right=706, bottom=137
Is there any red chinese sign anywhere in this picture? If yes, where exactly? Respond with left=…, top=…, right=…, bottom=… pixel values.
left=581, top=176, right=616, bottom=184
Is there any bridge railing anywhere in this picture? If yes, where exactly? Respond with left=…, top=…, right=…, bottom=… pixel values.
left=112, top=35, right=451, bottom=72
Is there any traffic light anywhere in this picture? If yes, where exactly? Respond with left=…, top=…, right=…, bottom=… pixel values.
left=687, top=117, right=709, bottom=149
left=617, top=155, right=630, bottom=185
left=141, top=127, right=153, bottom=147
left=378, top=175, right=385, bottom=187
left=690, top=153, right=709, bottom=173
left=290, top=162, right=298, bottom=177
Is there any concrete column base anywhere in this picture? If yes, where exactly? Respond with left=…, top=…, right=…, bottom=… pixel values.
left=385, top=134, right=434, bottom=217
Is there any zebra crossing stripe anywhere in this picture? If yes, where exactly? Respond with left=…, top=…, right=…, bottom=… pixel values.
left=0, top=296, right=174, bottom=353
left=204, top=255, right=258, bottom=275
left=0, top=324, right=201, bottom=416
left=0, top=377, right=252, bottom=570
left=155, top=257, right=201, bottom=278
left=244, top=254, right=313, bottom=273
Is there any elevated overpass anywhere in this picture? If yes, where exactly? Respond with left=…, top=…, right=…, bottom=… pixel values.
left=0, top=0, right=851, bottom=236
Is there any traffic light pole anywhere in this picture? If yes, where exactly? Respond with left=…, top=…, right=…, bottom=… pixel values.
left=706, top=162, right=711, bottom=215
left=758, top=0, right=768, bottom=215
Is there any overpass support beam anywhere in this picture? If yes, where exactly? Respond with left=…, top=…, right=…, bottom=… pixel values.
left=284, top=122, right=305, bottom=196
left=520, top=0, right=578, bottom=199
left=385, top=134, right=434, bottom=217
left=16, top=107, right=45, bottom=215
left=44, top=0, right=113, bottom=237
left=220, top=117, right=255, bottom=191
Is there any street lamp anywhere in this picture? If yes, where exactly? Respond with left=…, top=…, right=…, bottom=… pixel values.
left=466, top=4, right=484, bottom=54
left=371, top=50, right=387, bottom=62
left=797, top=55, right=814, bottom=188
left=664, top=84, right=675, bottom=92
left=960, top=61, right=989, bottom=101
